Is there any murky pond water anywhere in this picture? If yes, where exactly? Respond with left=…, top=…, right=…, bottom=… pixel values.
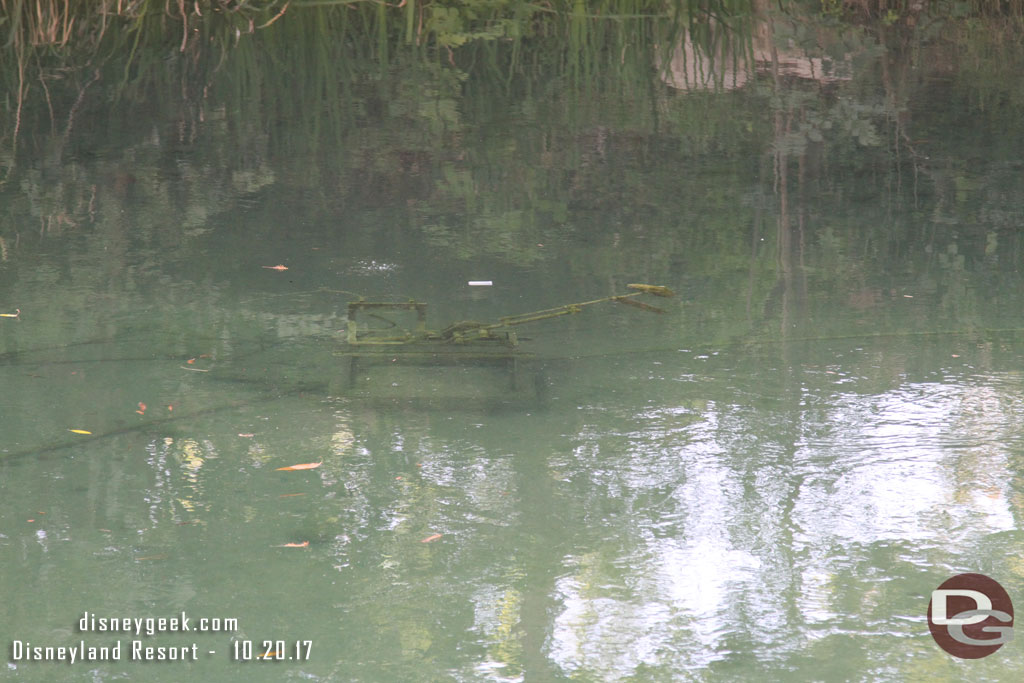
left=3, top=6, right=1024, bottom=681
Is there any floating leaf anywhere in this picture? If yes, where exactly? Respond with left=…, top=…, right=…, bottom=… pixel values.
left=68, top=429, right=92, bottom=435
left=262, top=264, right=289, bottom=271
left=626, top=283, right=675, bottom=297
left=276, top=461, right=323, bottom=471
left=420, top=533, right=443, bottom=543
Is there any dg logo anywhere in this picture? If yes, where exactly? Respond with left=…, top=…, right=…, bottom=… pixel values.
left=928, top=573, right=1014, bottom=659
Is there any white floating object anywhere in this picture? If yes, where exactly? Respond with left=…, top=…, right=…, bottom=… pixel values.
left=468, top=280, right=493, bottom=286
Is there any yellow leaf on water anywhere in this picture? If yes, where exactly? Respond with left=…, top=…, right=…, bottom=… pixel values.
left=626, top=283, right=675, bottom=298
left=276, top=461, right=323, bottom=471
left=68, top=429, right=92, bottom=435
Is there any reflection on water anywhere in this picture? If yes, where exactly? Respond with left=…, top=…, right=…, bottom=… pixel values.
left=6, top=281, right=1024, bottom=681
left=4, top=307, right=1024, bottom=681
left=3, top=4, right=1024, bottom=681
left=540, top=368, right=1024, bottom=680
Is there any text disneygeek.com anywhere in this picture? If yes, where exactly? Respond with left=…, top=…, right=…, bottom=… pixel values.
left=8, top=612, right=313, bottom=666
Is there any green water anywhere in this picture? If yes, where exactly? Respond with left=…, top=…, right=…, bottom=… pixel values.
left=3, top=7, right=1024, bottom=682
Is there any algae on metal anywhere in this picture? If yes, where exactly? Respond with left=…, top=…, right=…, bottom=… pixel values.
left=343, top=284, right=674, bottom=347
left=336, top=285, right=674, bottom=402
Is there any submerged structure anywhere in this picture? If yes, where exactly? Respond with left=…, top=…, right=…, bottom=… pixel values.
left=336, top=285, right=674, bottom=406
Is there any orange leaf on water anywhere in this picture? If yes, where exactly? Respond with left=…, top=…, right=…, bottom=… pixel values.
left=276, top=461, right=323, bottom=471
left=186, top=358, right=196, bottom=364
left=262, top=264, right=289, bottom=271
left=420, top=533, right=443, bottom=543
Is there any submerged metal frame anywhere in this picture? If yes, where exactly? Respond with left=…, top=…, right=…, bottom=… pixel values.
left=340, top=300, right=532, bottom=399
left=346, top=300, right=430, bottom=345
left=338, top=285, right=671, bottom=401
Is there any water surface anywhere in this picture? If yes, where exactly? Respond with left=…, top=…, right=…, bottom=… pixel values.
left=2, top=7, right=1024, bottom=681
